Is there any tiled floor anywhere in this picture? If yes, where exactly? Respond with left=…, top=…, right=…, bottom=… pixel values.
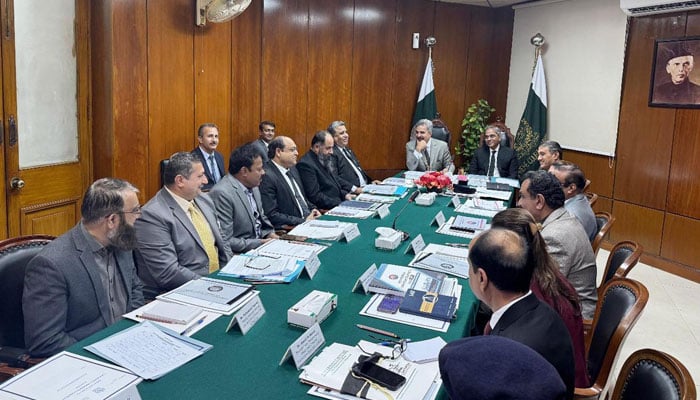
left=595, top=249, right=700, bottom=395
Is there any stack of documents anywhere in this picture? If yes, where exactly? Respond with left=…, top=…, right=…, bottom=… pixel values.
left=218, top=254, right=305, bottom=283
left=288, top=220, right=358, bottom=241
left=85, top=321, right=213, bottom=380
left=382, top=177, right=414, bottom=187
left=356, top=193, right=400, bottom=203
left=300, top=341, right=442, bottom=400
left=255, top=238, right=327, bottom=259
left=325, top=206, right=376, bottom=219
left=124, top=299, right=218, bottom=336
left=409, top=243, right=470, bottom=279
left=157, top=277, right=257, bottom=315
left=362, top=184, right=408, bottom=196
left=368, top=264, right=454, bottom=297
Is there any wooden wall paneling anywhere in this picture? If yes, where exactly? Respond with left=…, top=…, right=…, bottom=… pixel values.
left=614, top=15, right=685, bottom=209
left=194, top=22, right=233, bottom=162
left=661, top=213, right=700, bottom=272
left=231, top=0, right=262, bottom=146
left=433, top=2, right=470, bottom=154
left=261, top=0, right=309, bottom=147
left=349, top=0, right=399, bottom=170
left=487, top=7, right=514, bottom=120
left=667, top=110, right=700, bottom=218
left=388, top=0, right=434, bottom=171
left=611, top=201, right=664, bottom=255
left=146, top=0, right=196, bottom=197
left=566, top=150, right=614, bottom=198
left=464, top=7, right=495, bottom=109
left=306, top=0, right=353, bottom=145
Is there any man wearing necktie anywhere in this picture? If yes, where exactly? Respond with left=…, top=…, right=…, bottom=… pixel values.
left=406, top=119, right=455, bottom=173
left=328, top=120, right=380, bottom=188
left=191, top=123, right=225, bottom=191
left=468, top=125, right=519, bottom=179
left=209, top=144, right=278, bottom=253
left=250, top=120, right=276, bottom=162
left=260, top=136, right=321, bottom=229
left=135, top=152, right=230, bottom=298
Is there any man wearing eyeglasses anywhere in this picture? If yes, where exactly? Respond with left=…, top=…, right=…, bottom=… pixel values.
left=549, top=161, right=596, bottom=242
left=23, top=178, right=145, bottom=357
left=251, top=120, right=276, bottom=162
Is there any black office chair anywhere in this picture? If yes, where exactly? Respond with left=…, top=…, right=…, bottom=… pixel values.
left=609, top=348, right=696, bottom=400
left=160, top=159, right=170, bottom=187
left=575, top=278, right=648, bottom=399
left=0, top=235, right=54, bottom=380
left=431, top=119, right=451, bottom=144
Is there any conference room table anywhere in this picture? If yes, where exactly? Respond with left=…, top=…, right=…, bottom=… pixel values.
left=69, top=186, right=501, bottom=399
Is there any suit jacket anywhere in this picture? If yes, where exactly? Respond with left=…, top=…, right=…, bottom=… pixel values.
left=492, top=293, right=576, bottom=398
left=333, top=145, right=371, bottom=187
left=209, top=174, right=275, bottom=253
left=191, top=147, right=225, bottom=191
left=297, top=150, right=351, bottom=209
left=250, top=139, right=270, bottom=162
left=260, top=160, right=316, bottom=228
left=134, top=188, right=230, bottom=297
left=23, top=224, right=144, bottom=357
left=468, top=145, right=519, bottom=179
left=541, top=207, right=598, bottom=319
left=406, top=139, right=455, bottom=173
left=565, top=193, right=597, bottom=242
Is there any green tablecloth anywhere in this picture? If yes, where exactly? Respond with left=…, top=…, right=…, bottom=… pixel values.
left=69, top=191, right=484, bottom=399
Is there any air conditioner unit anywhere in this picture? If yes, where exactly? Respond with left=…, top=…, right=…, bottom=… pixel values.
left=620, top=0, right=700, bottom=16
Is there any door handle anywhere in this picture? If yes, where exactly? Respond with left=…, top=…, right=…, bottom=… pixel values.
left=10, top=177, right=25, bottom=190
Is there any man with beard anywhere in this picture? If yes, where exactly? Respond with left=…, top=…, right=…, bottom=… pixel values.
left=297, top=131, right=357, bottom=209
left=23, top=178, right=145, bottom=357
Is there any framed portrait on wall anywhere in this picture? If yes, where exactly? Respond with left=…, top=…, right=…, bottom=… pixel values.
left=649, top=37, right=700, bottom=108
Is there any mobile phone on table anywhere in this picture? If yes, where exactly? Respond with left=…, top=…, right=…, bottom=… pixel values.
left=377, top=295, right=402, bottom=314
left=351, top=359, right=406, bottom=391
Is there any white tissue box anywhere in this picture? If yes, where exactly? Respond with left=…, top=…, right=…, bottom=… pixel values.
left=375, top=230, right=403, bottom=250
left=287, top=290, right=337, bottom=329
left=415, top=192, right=437, bottom=206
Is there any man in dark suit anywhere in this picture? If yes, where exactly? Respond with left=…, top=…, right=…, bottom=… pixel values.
left=135, top=152, right=230, bottom=298
left=250, top=120, right=276, bottom=162
left=191, top=123, right=225, bottom=190
left=469, top=124, right=519, bottom=178
left=260, top=136, right=321, bottom=229
left=297, top=131, right=357, bottom=209
left=328, top=120, right=375, bottom=188
left=210, top=144, right=278, bottom=253
left=469, top=228, right=575, bottom=398
left=23, top=178, right=145, bottom=357
left=653, top=42, right=700, bottom=105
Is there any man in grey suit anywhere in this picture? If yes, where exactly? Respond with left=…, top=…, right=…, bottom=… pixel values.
left=23, top=178, right=145, bottom=357
left=406, top=119, right=455, bottom=173
left=210, top=144, right=278, bottom=253
left=517, top=170, right=597, bottom=319
left=549, top=161, right=597, bottom=242
left=250, top=120, right=276, bottom=162
left=135, top=152, right=230, bottom=298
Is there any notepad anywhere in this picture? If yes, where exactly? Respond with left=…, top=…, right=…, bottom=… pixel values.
left=140, top=301, right=201, bottom=325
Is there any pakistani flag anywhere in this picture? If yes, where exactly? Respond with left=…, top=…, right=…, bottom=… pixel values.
left=412, top=56, right=437, bottom=126
left=514, top=54, right=547, bottom=178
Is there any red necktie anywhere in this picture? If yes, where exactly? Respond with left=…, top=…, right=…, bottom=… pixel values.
left=483, top=322, right=493, bottom=335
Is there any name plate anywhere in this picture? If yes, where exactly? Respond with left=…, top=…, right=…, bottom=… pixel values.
left=431, top=211, right=446, bottom=227
left=404, top=234, right=426, bottom=255
left=342, top=224, right=361, bottom=242
left=450, top=195, right=461, bottom=208
left=352, top=263, right=378, bottom=294
left=279, top=322, right=325, bottom=370
left=226, top=294, right=265, bottom=335
left=376, top=204, right=390, bottom=219
left=302, top=253, right=321, bottom=280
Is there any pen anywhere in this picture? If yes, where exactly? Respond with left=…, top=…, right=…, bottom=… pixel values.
left=136, top=314, right=186, bottom=325
left=356, top=324, right=399, bottom=339
left=181, top=316, right=207, bottom=336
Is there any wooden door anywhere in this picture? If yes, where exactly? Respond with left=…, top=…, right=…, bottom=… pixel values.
left=0, top=0, right=91, bottom=239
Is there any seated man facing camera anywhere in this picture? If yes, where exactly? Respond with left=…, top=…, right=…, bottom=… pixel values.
left=469, top=124, right=518, bottom=178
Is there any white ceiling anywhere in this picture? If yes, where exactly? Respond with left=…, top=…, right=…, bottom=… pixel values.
left=435, top=0, right=536, bottom=8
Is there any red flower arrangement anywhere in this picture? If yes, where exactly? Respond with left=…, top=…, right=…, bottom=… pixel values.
left=415, top=171, right=453, bottom=191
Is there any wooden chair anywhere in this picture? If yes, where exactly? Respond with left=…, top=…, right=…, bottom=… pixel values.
left=585, top=192, right=598, bottom=207
left=0, top=235, right=54, bottom=382
left=599, top=240, right=643, bottom=297
left=592, top=212, right=615, bottom=256
left=575, top=278, right=649, bottom=399
left=609, top=348, right=696, bottom=400
left=583, top=179, right=592, bottom=192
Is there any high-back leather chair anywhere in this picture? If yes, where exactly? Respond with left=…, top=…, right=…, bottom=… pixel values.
left=609, top=348, right=696, bottom=400
left=479, top=121, right=515, bottom=148
left=0, top=235, right=54, bottom=379
left=592, top=212, right=615, bottom=256
left=431, top=118, right=451, bottom=145
left=160, top=159, right=170, bottom=187
left=599, top=241, right=643, bottom=296
left=575, top=278, right=649, bottom=399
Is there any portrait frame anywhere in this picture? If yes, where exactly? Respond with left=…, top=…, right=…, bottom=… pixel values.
left=649, top=36, right=700, bottom=108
